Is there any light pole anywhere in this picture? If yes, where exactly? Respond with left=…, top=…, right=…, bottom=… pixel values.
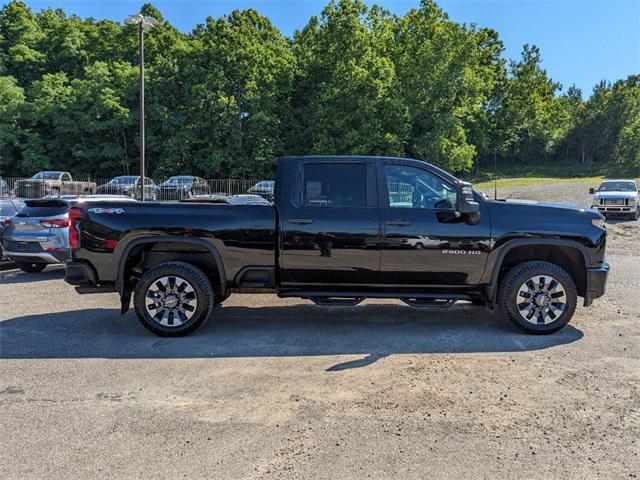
left=124, top=13, right=158, bottom=202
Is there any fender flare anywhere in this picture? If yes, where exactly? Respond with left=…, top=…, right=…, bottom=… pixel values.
left=484, top=238, right=590, bottom=305
left=116, top=236, right=227, bottom=313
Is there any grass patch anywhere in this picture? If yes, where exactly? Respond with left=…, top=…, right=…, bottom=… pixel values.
left=473, top=176, right=604, bottom=190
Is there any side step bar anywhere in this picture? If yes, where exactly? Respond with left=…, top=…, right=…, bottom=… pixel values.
left=278, top=290, right=472, bottom=309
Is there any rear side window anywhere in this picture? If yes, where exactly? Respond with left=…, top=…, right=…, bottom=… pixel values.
left=303, top=163, right=367, bottom=208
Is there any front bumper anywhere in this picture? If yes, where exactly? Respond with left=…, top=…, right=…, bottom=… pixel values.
left=592, top=205, right=637, bottom=215
left=583, top=262, right=609, bottom=307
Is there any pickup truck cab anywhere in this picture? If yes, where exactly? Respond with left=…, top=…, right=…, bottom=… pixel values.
left=65, top=156, right=609, bottom=337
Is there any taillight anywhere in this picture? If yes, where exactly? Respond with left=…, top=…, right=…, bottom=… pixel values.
left=40, top=219, right=69, bottom=228
left=68, top=207, right=84, bottom=249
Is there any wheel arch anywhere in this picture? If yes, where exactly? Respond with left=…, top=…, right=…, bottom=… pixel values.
left=116, top=236, right=227, bottom=313
left=486, top=239, right=589, bottom=305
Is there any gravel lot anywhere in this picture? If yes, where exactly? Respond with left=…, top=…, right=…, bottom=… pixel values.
left=1, top=182, right=638, bottom=480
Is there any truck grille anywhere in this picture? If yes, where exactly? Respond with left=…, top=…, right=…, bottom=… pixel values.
left=600, top=198, right=627, bottom=206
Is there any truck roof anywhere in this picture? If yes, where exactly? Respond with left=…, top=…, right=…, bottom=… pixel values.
left=278, top=155, right=460, bottom=183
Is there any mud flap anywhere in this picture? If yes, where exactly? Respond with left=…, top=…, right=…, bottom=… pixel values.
left=120, top=287, right=132, bottom=315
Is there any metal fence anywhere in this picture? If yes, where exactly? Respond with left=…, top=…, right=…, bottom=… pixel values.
left=0, top=177, right=272, bottom=202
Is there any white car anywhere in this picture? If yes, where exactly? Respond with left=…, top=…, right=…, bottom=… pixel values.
left=590, top=179, right=639, bottom=220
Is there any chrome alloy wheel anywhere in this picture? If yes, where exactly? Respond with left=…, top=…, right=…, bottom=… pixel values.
left=145, top=275, right=198, bottom=327
left=516, top=275, right=567, bottom=325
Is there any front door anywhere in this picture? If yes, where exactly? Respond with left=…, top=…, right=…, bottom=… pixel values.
left=279, top=160, right=381, bottom=286
left=378, top=162, right=491, bottom=287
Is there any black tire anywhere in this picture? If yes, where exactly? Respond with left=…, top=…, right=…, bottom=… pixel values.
left=133, top=261, right=214, bottom=337
left=17, top=262, right=47, bottom=273
left=497, top=261, right=577, bottom=334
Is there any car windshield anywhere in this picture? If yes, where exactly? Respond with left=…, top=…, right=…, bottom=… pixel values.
left=32, top=172, right=62, bottom=180
left=110, top=176, right=138, bottom=184
left=256, top=181, right=274, bottom=188
left=164, top=177, right=193, bottom=185
left=598, top=181, right=637, bottom=192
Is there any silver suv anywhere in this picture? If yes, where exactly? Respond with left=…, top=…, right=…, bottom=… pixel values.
left=2, top=198, right=71, bottom=272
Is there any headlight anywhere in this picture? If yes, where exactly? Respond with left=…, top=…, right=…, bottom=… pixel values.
left=592, top=218, right=605, bottom=228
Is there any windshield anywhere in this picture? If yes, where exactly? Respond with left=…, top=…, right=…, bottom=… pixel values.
left=256, top=181, right=274, bottom=188
left=110, top=176, right=138, bottom=185
left=598, top=181, right=637, bottom=192
left=32, top=172, right=62, bottom=180
left=164, top=176, right=193, bottom=185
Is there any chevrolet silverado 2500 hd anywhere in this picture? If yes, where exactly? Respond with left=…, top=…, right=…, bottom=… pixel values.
left=64, top=156, right=609, bottom=336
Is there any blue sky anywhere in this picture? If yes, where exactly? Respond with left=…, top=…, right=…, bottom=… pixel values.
left=15, top=0, right=640, bottom=97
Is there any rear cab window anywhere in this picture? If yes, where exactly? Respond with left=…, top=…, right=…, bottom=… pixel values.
left=302, top=163, right=368, bottom=208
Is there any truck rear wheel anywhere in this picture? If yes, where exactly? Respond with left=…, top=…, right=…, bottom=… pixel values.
left=497, top=261, right=577, bottom=334
left=133, top=261, right=214, bottom=337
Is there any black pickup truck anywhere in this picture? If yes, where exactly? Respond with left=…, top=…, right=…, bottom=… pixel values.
left=65, top=156, right=609, bottom=336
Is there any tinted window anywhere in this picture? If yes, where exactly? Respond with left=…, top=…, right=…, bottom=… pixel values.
left=18, top=199, right=68, bottom=217
left=385, top=165, right=456, bottom=209
left=33, top=172, right=62, bottom=180
left=61, top=173, right=72, bottom=181
left=303, top=163, right=366, bottom=207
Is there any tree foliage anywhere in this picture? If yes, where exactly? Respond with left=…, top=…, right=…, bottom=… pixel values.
left=0, top=0, right=638, bottom=178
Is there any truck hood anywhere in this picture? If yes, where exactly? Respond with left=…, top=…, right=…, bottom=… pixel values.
left=593, top=191, right=637, bottom=200
left=501, top=198, right=596, bottom=213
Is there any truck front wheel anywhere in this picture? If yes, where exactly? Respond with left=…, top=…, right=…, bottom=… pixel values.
left=133, top=261, right=214, bottom=337
left=497, top=261, right=577, bottom=334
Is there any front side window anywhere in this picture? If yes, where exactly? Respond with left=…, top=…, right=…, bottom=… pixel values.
left=385, top=165, right=456, bottom=209
left=61, top=173, right=71, bottom=181
left=303, top=163, right=367, bottom=208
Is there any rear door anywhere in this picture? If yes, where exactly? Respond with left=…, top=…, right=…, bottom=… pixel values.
left=279, top=159, right=381, bottom=286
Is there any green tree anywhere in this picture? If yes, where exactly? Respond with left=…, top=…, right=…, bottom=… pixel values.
left=291, top=0, right=410, bottom=158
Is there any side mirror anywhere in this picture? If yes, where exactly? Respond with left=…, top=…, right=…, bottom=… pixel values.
left=456, top=181, right=480, bottom=215
left=589, top=188, right=595, bottom=195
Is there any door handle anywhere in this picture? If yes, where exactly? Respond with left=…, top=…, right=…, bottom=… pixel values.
left=288, top=218, right=313, bottom=225
left=386, top=219, right=410, bottom=227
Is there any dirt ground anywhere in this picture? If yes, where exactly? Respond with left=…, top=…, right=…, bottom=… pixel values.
left=0, top=181, right=638, bottom=480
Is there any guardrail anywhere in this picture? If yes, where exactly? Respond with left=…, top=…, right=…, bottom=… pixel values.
left=0, top=177, right=273, bottom=202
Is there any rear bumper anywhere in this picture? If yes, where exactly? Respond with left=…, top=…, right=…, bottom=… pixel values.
left=5, top=250, right=69, bottom=264
left=584, top=263, right=609, bottom=307
left=64, top=259, right=97, bottom=286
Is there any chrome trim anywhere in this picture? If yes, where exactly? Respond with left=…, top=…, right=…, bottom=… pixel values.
left=4, top=251, right=61, bottom=263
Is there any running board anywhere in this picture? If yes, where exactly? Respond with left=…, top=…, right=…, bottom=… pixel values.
left=279, top=290, right=470, bottom=308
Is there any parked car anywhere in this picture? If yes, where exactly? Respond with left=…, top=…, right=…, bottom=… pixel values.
left=156, top=176, right=210, bottom=200
left=65, top=155, right=609, bottom=337
left=590, top=179, right=639, bottom=220
left=0, top=198, right=25, bottom=260
left=3, top=195, right=132, bottom=272
left=1, top=179, right=9, bottom=196
left=2, top=198, right=71, bottom=272
left=247, top=180, right=275, bottom=201
left=96, top=176, right=156, bottom=200
left=14, top=172, right=97, bottom=199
